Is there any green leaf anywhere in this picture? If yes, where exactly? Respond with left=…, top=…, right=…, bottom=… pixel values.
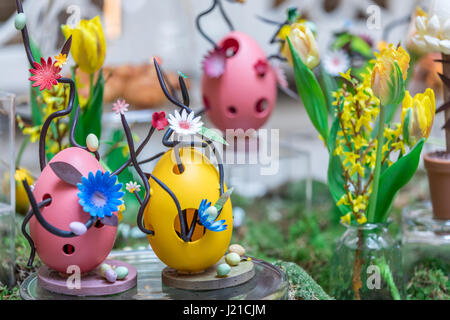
left=200, top=126, right=229, bottom=145
left=214, top=187, right=234, bottom=211
left=385, top=62, right=405, bottom=106
left=288, top=38, right=329, bottom=142
left=29, top=38, right=43, bottom=126
left=326, top=117, right=350, bottom=215
left=350, top=36, right=373, bottom=58
left=371, top=138, right=425, bottom=223
left=332, top=33, right=351, bottom=51
left=81, top=71, right=104, bottom=140
left=402, top=108, right=412, bottom=147
left=318, top=65, right=338, bottom=115
left=68, top=67, right=84, bottom=144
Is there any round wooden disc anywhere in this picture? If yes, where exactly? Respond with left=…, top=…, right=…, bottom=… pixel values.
left=37, top=259, right=137, bottom=297
left=162, top=257, right=255, bottom=291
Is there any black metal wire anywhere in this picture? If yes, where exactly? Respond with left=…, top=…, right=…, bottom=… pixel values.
left=195, top=0, right=235, bottom=49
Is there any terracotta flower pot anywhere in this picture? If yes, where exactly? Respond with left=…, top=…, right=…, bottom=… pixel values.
left=424, top=152, right=450, bottom=220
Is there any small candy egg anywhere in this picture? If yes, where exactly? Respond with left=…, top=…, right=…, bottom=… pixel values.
left=205, top=206, right=218, bottom=220
left=115, top=266, right=129, bottom=280
left=216, top=263, right=231, bottom=277
left=225, top=252, right=240, bottom=266
left=69, top=221, right=87, bottom=236
left=105, top=268, right=117, bottom=283
left=99, top=263, right=112, bottom=277
left=15, top=13, right=26, bottom=30
left=86, top=133, right=99, bottom=152
left=229, top=244, right=245, bottom=257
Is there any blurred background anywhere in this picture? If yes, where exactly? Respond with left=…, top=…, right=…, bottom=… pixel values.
left=0, top=0, right=429, bottom=180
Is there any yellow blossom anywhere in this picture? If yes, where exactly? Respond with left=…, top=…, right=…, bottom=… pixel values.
left=334, top=144, right=344, bottom=156
left=23, top=126, right=40, bottom=143
left=357, top=215, right=368, bottom=224
left=54, top=53, right=67, bottom=68
left=283, top=22, right=320, bottom=69
left=350, top=163, right=365, bottom=177
left=371, top=44, right=410, bottom=105
left=353, top=195, right=367, bottom=213
left=401, top=89, right=436, bottom=147
left=343, top=152, right=360, bottom=167
left=62, top=16, right=106, bottom=74
left=340, top=213, right=352, bottom=225
left=339, top=69, right=352, bottom=82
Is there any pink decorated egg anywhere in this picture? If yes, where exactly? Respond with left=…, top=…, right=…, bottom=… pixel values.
left=30, top=147, right=118, bottom=273
left=202, top=31, right=277, bottom=132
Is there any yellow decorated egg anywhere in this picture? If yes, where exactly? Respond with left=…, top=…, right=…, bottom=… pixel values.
left=144, top=147, right=233, bottom=273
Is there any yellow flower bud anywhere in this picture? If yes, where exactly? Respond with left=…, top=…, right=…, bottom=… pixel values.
left=282, top=23, right=320, bottom=69
left=401, top=89, right=435, bottom=147
left=371, top=44, right=410, bottom=106
left=14, top=168, right=34, bottom=215
left=61, top=16, right=106, bottom=74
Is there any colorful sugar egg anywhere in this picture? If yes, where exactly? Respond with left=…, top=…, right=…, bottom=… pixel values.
left=144, top=147, right=233, bottom=273
left=29, top=148, right=118, bottom=273
left=202, top=31, right=277, bottom=132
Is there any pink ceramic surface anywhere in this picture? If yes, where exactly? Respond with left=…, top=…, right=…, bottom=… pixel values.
left=30, top=147, right=118, bottom=273
left=202, top=31, right=277, bottom=132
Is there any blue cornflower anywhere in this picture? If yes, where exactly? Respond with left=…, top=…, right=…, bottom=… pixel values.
left=198, top=199, right=227, bottom=232
left=77, top=170, right=124, bottom=219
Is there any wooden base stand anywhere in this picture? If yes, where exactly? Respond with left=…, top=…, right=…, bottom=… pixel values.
left=37, top=259, right=137, bottom=296
left=162, top=257, right=255, bottom=291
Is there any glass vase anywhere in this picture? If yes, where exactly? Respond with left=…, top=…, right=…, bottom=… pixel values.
left=330, top=223, right=404, bottom=300
left=0, top=92, right=16, bottom=288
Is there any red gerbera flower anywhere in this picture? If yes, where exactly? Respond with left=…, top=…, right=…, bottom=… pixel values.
left=152, top=111, right=169, bottom=131
left=29, top=57, right=62, bottom=91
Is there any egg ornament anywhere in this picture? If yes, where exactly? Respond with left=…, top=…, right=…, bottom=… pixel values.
left=196, top=0, right=277, bottom=132
left=202, top=32, right=277, bottom=132
left=29, top=147, right=119, bottom=273
left=144, top=147, right=233, bottom=273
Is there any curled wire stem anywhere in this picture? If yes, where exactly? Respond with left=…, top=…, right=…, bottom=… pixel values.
left=195, top=0, right=235, bottom=49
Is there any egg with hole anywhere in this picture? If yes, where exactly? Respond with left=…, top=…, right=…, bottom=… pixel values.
left=29, top=147, right=118, bottom=273
left=202, top=31, right=277, bottom=132
left=144, top=147, right=233, bottom=273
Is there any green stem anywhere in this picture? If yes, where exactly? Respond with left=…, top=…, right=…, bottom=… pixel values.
left=376, top=256, right=401, bottom=300
left=15, top=137, right=30, bottom=168
left=368, top=105, right=385, bottom=223
left=89, top=73, right=94, bottom=103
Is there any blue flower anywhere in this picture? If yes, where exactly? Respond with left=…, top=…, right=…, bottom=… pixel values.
left=77, top=170, right=124, bottom=219
left=198, top=199, right=227, bottom=232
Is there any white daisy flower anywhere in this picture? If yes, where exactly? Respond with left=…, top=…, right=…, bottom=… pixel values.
left=126, top=181, right=141, bottom=193
left=323, top=50, right=351, bottom=77
left=168, top=109, right=203, bottom=136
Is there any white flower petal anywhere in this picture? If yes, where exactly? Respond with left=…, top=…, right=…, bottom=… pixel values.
left=416, top=16, right=427, bottom=34
left=181, top=109, right=188, bottom=120
left=187, top=111, right=195, bottom=122
left=424, top=35, right=442, bottom=51
left=427, top=15, right=441, bottom=37
left=443, top=20, right=450, bottom=39
left=174, top=110, right=181, bottom=121
left=412, top=36, right=429, bottom=51
left=440, top=40, right=450, bottom=54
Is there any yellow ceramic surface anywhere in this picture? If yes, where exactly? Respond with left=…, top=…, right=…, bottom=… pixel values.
left=144, top=147, right=233, bottom=272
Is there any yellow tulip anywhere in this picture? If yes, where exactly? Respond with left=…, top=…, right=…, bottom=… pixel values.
left=401, top=89, right=436, bottom=147
left=282, top=22, right=320, bottom=69
left=14, top=168, right=34, bottom=215
left=62, top=16, right=106, bottom=74
left=371, top=44, right=410, bottom=106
